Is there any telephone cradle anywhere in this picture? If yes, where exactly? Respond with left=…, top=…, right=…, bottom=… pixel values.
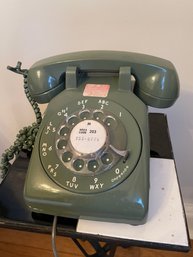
left=22, top=51, right=179, bottom=225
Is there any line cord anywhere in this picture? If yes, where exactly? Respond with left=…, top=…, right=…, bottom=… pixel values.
left=52, top=216, right=60, bottom=257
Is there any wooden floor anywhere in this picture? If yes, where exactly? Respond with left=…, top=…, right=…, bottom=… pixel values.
left=0, top=228, right=192, bottom=257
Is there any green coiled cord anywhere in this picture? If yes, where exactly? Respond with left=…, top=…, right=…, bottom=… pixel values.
left=0, top=63, right=42, bottom=180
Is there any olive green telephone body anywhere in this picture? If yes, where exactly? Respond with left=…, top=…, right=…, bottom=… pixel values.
left=24, top=51, right=179, bottom=224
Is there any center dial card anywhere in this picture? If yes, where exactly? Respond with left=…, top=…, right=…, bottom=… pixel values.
left=70, top=119, right=107, bottom=155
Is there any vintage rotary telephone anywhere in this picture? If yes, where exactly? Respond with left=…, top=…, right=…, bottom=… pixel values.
left=14, top=51, right=179, bottom=225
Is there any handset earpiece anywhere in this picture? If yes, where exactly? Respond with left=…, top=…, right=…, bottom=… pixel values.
left=132, top=59, right=179, bottom=108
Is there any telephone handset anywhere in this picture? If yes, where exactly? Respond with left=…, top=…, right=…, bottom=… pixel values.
left=24, top=51, right=179, bottom=224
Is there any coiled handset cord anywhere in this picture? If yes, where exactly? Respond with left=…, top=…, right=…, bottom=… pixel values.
left=1, top=62, right=60, bottom=257
left=0, top=62, right=42, bottom=180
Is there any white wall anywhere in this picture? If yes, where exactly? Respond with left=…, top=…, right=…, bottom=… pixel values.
left=0, top=0, right=193, bottom=237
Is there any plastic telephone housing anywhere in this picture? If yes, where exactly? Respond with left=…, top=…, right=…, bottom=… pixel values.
left=28, top=51, right=179, bottom=108
left=23, top=51, right=179, bottom=224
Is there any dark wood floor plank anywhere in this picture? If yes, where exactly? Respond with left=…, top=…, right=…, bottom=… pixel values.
left=0, top=228, right=192, bottom=257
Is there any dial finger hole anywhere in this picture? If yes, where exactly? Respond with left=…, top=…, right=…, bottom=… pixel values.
left=87, top=160, right=99, bottom=172
left=62, top=151, right=73, bottom=162
left=57, top=139, right=68, bottom=150
left=73, top=159, right=84, bottom=171
left=104, top=116, right=117, bottom=129
left=101, top=152, right=113, bottom=165
left=79, top=110, right=91, bottom=120
left=93, top=111, right=104, bottom=121
left=68, top=116, right=79, bottom=126
left=59, top=126, right=70, bottom=136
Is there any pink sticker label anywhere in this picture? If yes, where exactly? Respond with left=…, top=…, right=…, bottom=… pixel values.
left=83, top=84, right=110, bottom=98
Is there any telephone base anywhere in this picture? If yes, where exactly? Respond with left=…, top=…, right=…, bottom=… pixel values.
left=24, top=151, right=149, bottom=225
